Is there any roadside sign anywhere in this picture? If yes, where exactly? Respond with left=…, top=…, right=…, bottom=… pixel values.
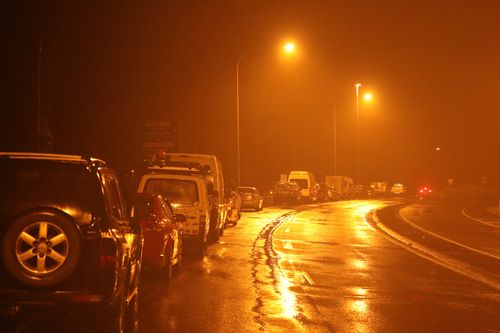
left=137, top=120, right=178, bottom=161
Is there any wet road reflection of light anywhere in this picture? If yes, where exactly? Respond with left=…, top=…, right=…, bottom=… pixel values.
left=354, top=229, right=370, bottom=240
left=351, top=287, right=368, bottom=297
left=278, top=274, right=298, bottom=318
left=350, top=299, right=368, bottom=313
left=351, top=259, right=368, bottom=270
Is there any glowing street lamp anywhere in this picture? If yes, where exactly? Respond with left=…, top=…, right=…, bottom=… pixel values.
left=283, top=42, right=296, bottom=54
left=236, top=41, right=298, bottom=185
left=363, top=92, right=373, bottom=102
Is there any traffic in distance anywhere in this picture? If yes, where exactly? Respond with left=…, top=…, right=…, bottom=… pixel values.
left=1, top=151, right=498, bottom=332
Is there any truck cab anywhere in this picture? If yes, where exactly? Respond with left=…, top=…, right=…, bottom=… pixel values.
left=163, top=153, right=227, bottom=241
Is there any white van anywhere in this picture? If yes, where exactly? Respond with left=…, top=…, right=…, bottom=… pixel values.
left=165, top=153, right=227, bottom=240
left=137, top=173, right=210, bottom=258
left=288, top=171, right=318, bottom=201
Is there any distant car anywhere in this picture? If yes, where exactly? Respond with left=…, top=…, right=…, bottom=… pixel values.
left=272, top=181, right=302, bottom=205
left=418, top=186, right=432, bottom=200
left=131, top=193, right=182, bottom=279
left=390, top=183, right=406, bottom=196
left=226, top=190, right=242, bottom=225
left=369, top=181, right=389, bottom=198
left=353, top=184, right=369, bottom=199
left=0, top=152, right=143, bottom=331
left=237, top=187, right=263, bottom=211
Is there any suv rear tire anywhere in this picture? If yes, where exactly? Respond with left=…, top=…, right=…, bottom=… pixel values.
left=1, top=211, right=81, bottom=288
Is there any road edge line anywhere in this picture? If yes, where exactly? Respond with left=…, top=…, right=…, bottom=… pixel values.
left=396, top=207, right=500, bottom=260
left=461, top=208, right=499, bottom=229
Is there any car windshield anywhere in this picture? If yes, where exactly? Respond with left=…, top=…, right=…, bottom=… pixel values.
left=144, top=179, right=199, bottom=207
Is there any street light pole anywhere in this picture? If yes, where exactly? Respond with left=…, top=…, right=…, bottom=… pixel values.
left=355, top=83, right=361, bottom=184
left=333, top=104, right=337, bottom=175
left=235, top=42, right=296, bottom=187
left=236, top=54, right=245, bottom=187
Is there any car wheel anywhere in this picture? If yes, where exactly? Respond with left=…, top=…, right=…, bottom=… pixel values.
left=1, top=211, right=81, bottom=288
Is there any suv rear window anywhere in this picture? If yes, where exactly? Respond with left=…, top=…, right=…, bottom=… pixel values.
left=0, top=160, right=95, bottom=214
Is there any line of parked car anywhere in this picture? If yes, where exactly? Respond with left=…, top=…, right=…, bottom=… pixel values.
left=0, top=151, right=262, bottom=332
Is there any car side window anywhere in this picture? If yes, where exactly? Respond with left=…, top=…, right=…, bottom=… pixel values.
left=102, top=172, right=128, bottom=227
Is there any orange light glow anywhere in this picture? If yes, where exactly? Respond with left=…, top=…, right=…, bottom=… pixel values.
left=283, top=42, right=296, bottom=53
left=363, top=92, right=373, bottom=102
left=350, top=300, right=368, bottom=313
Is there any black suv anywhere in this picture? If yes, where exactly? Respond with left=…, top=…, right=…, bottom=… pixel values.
left=0, top=153, right=143, bottom=332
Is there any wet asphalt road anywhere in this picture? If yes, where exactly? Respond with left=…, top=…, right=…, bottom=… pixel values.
left=3, top=200, right=499, bottom=332
left=138, top=200, right=499, bottom=333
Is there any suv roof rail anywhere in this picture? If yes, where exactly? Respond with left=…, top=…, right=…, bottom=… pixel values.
left=90, top=157, right=107, bottom=168
left=0, top=152, right=83, bottom=161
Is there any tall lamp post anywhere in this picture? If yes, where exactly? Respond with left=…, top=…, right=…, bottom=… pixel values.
left=355, top=83, right=362, bottom=184
left=236, top=54, right=245, bottom=187
left=355, top=83, right=373, bottom=184
left=236, top=41, right=297, bottom=186
left=333, top=104, right=337, bottom=175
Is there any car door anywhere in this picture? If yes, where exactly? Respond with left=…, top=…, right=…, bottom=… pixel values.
left=101, top=169, right=143, bottom=299
left=159, top=198, right=179, bottom=263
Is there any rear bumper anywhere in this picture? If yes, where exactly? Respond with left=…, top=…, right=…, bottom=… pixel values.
left=142, top=231, right=166, bottom=269
left=0, top=289, right=109, bottom=309
left=241, top=199, right=260, bottom=207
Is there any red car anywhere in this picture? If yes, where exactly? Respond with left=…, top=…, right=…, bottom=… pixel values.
left=132, top=193, right=182, bottom=278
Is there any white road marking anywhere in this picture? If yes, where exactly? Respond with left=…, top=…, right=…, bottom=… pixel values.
left=461, top=208, right=500, bottom=229
left=301, top=271, right=315, bottom=286
left=397, top=208, right=500, bottom=260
